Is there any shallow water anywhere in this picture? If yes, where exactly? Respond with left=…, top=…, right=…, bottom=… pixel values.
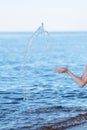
left=0, top=32, right=87, bottom=130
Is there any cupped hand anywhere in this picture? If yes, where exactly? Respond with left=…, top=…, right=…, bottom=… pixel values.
left=54, top=68, right=68, bottom=73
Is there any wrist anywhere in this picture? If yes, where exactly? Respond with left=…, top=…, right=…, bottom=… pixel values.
left=66, top=69, right=69, bottom=73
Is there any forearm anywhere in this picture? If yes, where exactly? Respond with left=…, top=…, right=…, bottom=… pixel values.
left=55, top=67, right=87, bottom=87
left=67, top=70, right=85, bottom=87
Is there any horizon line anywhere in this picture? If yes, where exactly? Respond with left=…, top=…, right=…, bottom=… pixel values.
left=0, top=31, right=87, bottom=33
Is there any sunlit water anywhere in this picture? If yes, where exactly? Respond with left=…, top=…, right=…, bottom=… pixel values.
left=0, top=32, right=87, bottom=129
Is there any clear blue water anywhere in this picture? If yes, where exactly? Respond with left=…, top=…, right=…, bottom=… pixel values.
left=0, top=32, right=87, bottom=130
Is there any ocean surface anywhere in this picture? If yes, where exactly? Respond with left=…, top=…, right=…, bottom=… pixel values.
left=1, top=31, right=87, bottom=130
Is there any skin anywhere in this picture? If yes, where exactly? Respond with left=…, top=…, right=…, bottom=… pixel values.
left=54, top=65, right=87, bottom=87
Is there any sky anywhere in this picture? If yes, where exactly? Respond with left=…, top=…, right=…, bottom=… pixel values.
left=0, top=0, right=87, bottom=32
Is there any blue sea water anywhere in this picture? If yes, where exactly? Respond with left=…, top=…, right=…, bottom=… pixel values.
left=1, top=32, right=87, bottom=130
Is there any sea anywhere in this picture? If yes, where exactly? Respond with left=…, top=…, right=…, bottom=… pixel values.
left=0, top=31, right=87, bottom=130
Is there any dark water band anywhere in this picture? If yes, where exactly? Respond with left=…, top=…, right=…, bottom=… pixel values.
left=41, top=113, right=87, bottom=130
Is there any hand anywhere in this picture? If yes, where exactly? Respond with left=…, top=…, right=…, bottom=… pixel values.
left=54, top=68, right=68, bottom=73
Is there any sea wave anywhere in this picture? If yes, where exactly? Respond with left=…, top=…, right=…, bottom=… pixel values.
left=41, top=113, right=87, bottom=130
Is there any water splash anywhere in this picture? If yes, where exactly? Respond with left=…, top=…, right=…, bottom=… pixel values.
left=22, top=23, right=49, bottom=70
left=20, top=23, right=50, bottom=101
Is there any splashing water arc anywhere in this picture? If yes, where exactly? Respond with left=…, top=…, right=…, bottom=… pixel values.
left=21, top=23, right=51, bottom=100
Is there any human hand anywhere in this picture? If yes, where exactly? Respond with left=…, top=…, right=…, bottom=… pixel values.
left=54, top=68, right=68, bottom=73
